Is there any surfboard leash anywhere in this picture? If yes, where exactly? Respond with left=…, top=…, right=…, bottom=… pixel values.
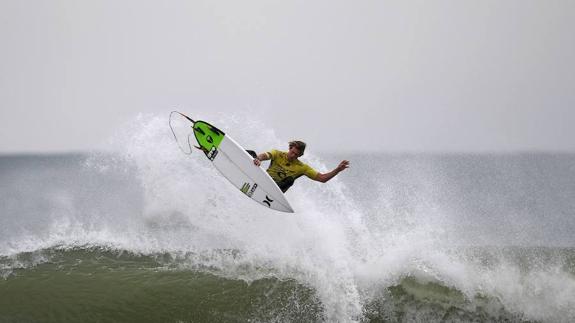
left=169, top=110, right=196, bottom=155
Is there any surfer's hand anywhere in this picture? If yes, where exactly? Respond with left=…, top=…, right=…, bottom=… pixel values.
left=337, top=160, right=350, bottom=172
left=253, top=158, right=261, bottom=166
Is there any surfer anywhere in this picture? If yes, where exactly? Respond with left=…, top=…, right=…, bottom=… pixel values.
left=249, top=141, right=349, bottom=192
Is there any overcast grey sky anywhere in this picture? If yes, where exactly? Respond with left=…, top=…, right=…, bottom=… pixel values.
left=1, top=0, right=574, bottom=153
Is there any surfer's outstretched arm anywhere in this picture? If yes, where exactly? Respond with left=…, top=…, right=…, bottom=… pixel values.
left=313, top=160, right=350, bottom=183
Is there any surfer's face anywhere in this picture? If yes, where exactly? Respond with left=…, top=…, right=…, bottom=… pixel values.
left=287, top=146, right=302, bottom=160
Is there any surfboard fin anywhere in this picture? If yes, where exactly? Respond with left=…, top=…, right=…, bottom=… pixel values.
left=194, top=145, right=208, bottom=153
left=194, top=127, right=206, bottom=135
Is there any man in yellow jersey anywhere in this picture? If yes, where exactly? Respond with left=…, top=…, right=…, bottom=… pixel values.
left=249, top=141, right=349, bottom=192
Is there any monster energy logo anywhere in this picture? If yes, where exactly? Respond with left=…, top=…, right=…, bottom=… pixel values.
left=240, top=182, right=258, bottom=197
left=240, top=183, right=251, bottom=194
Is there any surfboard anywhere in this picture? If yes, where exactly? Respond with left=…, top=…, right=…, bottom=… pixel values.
left=170, top=112, right=294, bottom=213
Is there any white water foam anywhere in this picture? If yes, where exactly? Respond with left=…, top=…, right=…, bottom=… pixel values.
left=2, top=112, right=575, bottom=322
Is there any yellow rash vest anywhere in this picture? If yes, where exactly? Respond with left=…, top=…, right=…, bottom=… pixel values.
left=265, top=149, right=318, bottom=192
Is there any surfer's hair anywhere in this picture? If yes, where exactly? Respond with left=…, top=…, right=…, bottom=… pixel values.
left=289, top=141, right=306, bottom=156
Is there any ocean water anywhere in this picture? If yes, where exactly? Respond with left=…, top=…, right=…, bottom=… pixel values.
left=2, top=115, right=575, bottom=322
